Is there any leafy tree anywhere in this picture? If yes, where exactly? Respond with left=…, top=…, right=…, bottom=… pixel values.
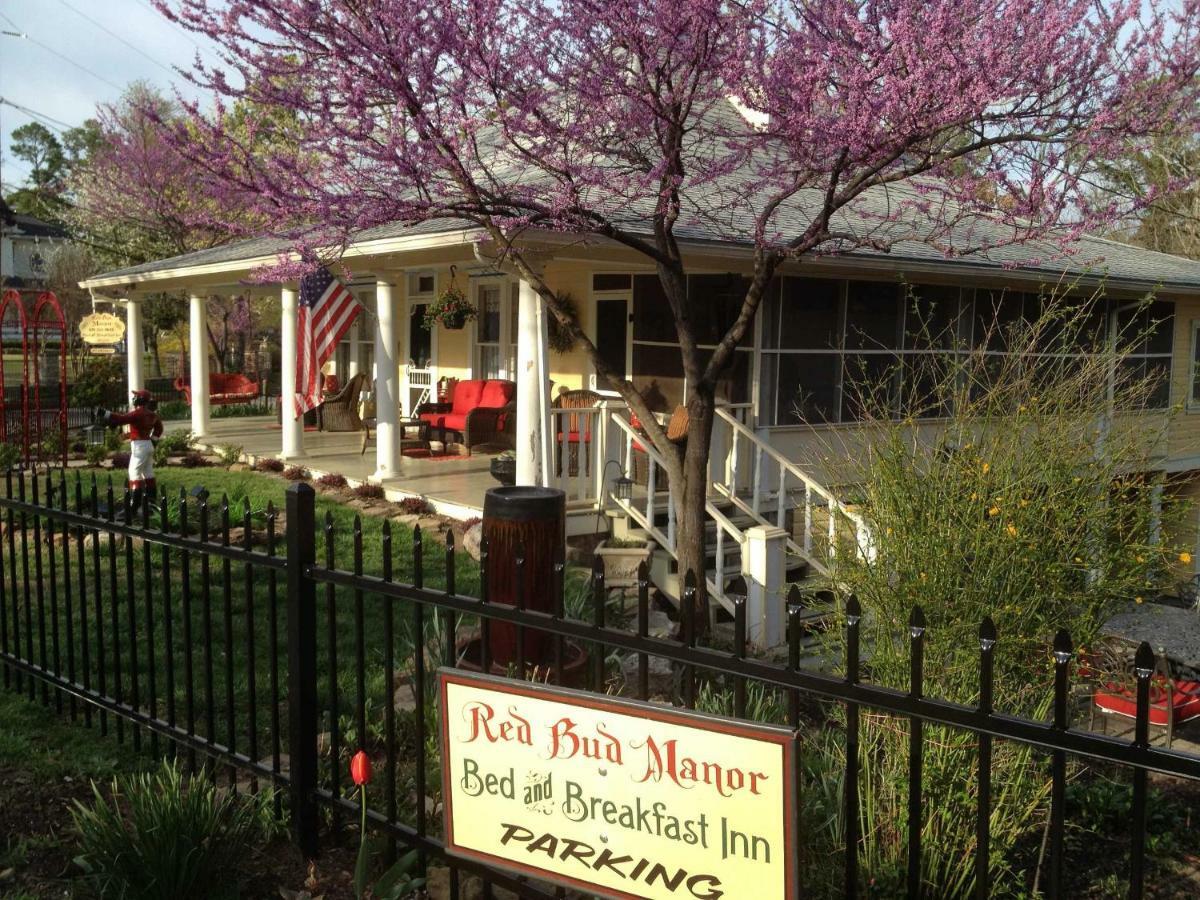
left=67, top=81, right=294, bottom=373
left=5, top=122, right=68, bottom=221
left=1096, top=132, right=1200, bottom=260
left=155, top=0, right=1200, bottom=609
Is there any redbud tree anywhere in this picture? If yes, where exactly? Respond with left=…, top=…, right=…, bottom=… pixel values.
left=153, top=0, right=1200, bottom=605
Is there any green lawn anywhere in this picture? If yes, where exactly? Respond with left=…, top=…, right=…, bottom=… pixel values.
left=1, top=465, right=483, bottom=815
left=1, top=463, right=599, bottom=831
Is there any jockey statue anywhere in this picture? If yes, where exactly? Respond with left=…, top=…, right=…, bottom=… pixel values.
left=99, top=389, right=164, bottom=513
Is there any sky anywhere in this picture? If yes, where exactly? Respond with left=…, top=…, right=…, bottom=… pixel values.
left=0, top=0, right=225, bottom=195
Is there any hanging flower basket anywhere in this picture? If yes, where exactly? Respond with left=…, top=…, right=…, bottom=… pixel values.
left=424, top=267, right=476, bottom=330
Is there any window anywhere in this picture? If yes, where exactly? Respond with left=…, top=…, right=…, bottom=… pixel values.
left=760, top=279, right=1176, bottom=426
left=1115, top=300, right=1174, bottom=409
left=593, top=273, right=632, bottom=292
left=630, top=273, right=754, bottom=412
left=1191, top=321, right=1200, bottom=407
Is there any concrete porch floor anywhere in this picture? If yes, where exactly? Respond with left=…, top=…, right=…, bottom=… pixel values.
left=189, top=415, right=500, bottom=518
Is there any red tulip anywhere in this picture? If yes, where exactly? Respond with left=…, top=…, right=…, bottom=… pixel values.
left=350, top=750, right=372, bottom=786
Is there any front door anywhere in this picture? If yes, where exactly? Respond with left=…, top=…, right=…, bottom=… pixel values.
left=403, top=302, right=434, bottom=415
left=592, top=295, right=630, bottom=390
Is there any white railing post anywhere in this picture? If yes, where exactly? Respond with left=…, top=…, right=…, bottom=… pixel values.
left=804, top=485, right=813, bottom=556
left=743, top=525, right=787, bottom=649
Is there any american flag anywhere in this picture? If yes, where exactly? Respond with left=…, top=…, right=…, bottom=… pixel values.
left=295, top=268, right=362, bottom=417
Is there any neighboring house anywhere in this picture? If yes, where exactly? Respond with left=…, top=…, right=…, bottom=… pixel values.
left=78, top=105, right=1200, bottom=642
left=1, top=199, right=67, bottom=290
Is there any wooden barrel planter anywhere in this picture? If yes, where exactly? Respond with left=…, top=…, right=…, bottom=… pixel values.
left=455, top=486, right=588, bottom=684
left=485, top=486, right=562, bottom=667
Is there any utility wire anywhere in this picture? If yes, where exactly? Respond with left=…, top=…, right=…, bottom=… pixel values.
left=133, top=0, right=204, bottom=53
left=0, top=10, right=125, bottom=92
left=52, top=0, right=179, bottom=78
left=0, top=98, right=74, bottom=133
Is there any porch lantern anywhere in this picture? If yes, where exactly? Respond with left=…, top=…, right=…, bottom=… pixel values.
left=614, top=473, right=634, bottom=502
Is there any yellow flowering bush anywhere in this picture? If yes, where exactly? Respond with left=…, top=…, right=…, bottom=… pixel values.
left=798, top=288, right=1187, bottom=896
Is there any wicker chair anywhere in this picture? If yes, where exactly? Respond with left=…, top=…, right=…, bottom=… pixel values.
left=553, top=389, right=603, bottom=477
left=319, top=371, right=368, bottom=433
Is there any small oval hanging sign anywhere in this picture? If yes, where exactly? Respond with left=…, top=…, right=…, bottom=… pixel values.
left=79, top=312, right=126, bottom=345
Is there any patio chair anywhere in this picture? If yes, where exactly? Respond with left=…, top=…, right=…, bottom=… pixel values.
left=417, top=378, right=515, bottom=453
left=553, top=388, right=602, bottom=477
left=1089, top=638, right=1200, bottom=748
left=319, top=371, right=368, bottom=433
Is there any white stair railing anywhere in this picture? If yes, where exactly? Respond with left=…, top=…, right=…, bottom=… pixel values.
left=712, top=406, right=873, bottom=576
left=608, top=411, right=742, bottom=614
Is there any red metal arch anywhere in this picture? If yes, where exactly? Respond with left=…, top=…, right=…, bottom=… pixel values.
left=30, top=292, right=68, bottom=469
left=0, top=289, right=31, bottom=465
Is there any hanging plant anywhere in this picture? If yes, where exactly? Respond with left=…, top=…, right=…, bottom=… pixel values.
left=423, top=266, right=476, bottom=330
left=547, top=291, right=580, bottom=354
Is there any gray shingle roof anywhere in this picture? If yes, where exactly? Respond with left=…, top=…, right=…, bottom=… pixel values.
left=83, top=100, right=1200, bottom=292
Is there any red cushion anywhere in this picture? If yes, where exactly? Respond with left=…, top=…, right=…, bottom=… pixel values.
left=419, top=412, right=445, bottom=429
left=440, top=413, right=468, bottom=432
left=479, top=380, right=514, bottom=409
left=1094, top=680, right=1200, bottom=726
left=451, top=380, right=485, bottom=414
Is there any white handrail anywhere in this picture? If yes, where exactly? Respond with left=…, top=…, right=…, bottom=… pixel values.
left=608, top=411, right=738, bottom=613
left=712, top=406, right=874, bottom=573
left=714, top=406, right=865, bottom=528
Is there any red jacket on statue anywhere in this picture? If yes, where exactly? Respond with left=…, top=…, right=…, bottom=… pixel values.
left=106, top=406, right=164, bottom=441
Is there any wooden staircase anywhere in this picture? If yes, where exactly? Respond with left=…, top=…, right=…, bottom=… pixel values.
left=604, top=406, right=872, bottom=652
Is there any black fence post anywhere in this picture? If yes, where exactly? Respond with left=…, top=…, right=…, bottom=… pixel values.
left=285, top=483, right=320, bottom=858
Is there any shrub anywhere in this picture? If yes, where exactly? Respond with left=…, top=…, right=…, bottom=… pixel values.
left=216, top=444, right=243, bottom=466
left=213, top=402, right=267, bottom=419
left=154, top=430, right=195, bottom=467
left=111, top=451, right=131, bottom=470
left=179, top=451, right=209, bottom=468
left=804, top=290, right=1183, bottom=896
left=0, top=443, right=21, bottom=470
left=71, top=761, right=276, bottom=900
left=255, top=457, right=285, bottom=473
left=157, top=399, right=191, bottom=421
left=85, top=444, right=107, bottom=468
left=397, top=496, right=434, bottom=515
left=282, top=465, right=310, bottom=481
left=316, top=471, right=349, bottom=490
left=70, top=357, right=125, bottom=409
left=353, top=482, right=385, bottom=499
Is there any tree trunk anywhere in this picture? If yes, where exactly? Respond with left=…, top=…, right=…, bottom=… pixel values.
left=673, top=387, right=716, bottom=628
left=149, top=332, right=163, bottom=377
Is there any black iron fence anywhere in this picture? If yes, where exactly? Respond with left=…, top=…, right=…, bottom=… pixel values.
left=1, top=473, right=1199, bottom=898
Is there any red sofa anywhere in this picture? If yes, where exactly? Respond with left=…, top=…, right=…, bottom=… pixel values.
left=174, top=373, right=261, bottom=406
left=418, top=378, right=515, bottom=451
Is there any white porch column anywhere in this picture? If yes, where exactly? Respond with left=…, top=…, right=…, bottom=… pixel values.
left=743, top=524, right=787, bottom=650
left=279, top=285, right=304, bottom=459
left=187, top=293, right=210, bottom=436
left=124, top=297, right=144, bottom=397
left=346, top=318, right=362, bottom=380
left=374, top=278, right=402, bottom=479
left=516, top=277, right=551, bottom=486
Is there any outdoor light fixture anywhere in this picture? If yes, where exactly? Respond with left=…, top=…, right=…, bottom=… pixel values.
left=614, top=474, right=633, bottom=502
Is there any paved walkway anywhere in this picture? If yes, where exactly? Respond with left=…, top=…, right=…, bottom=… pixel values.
left=190, top=415, right=499, bottom=518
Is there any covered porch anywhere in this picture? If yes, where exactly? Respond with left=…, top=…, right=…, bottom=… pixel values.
left=190, top=415, right=501, bottom=518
